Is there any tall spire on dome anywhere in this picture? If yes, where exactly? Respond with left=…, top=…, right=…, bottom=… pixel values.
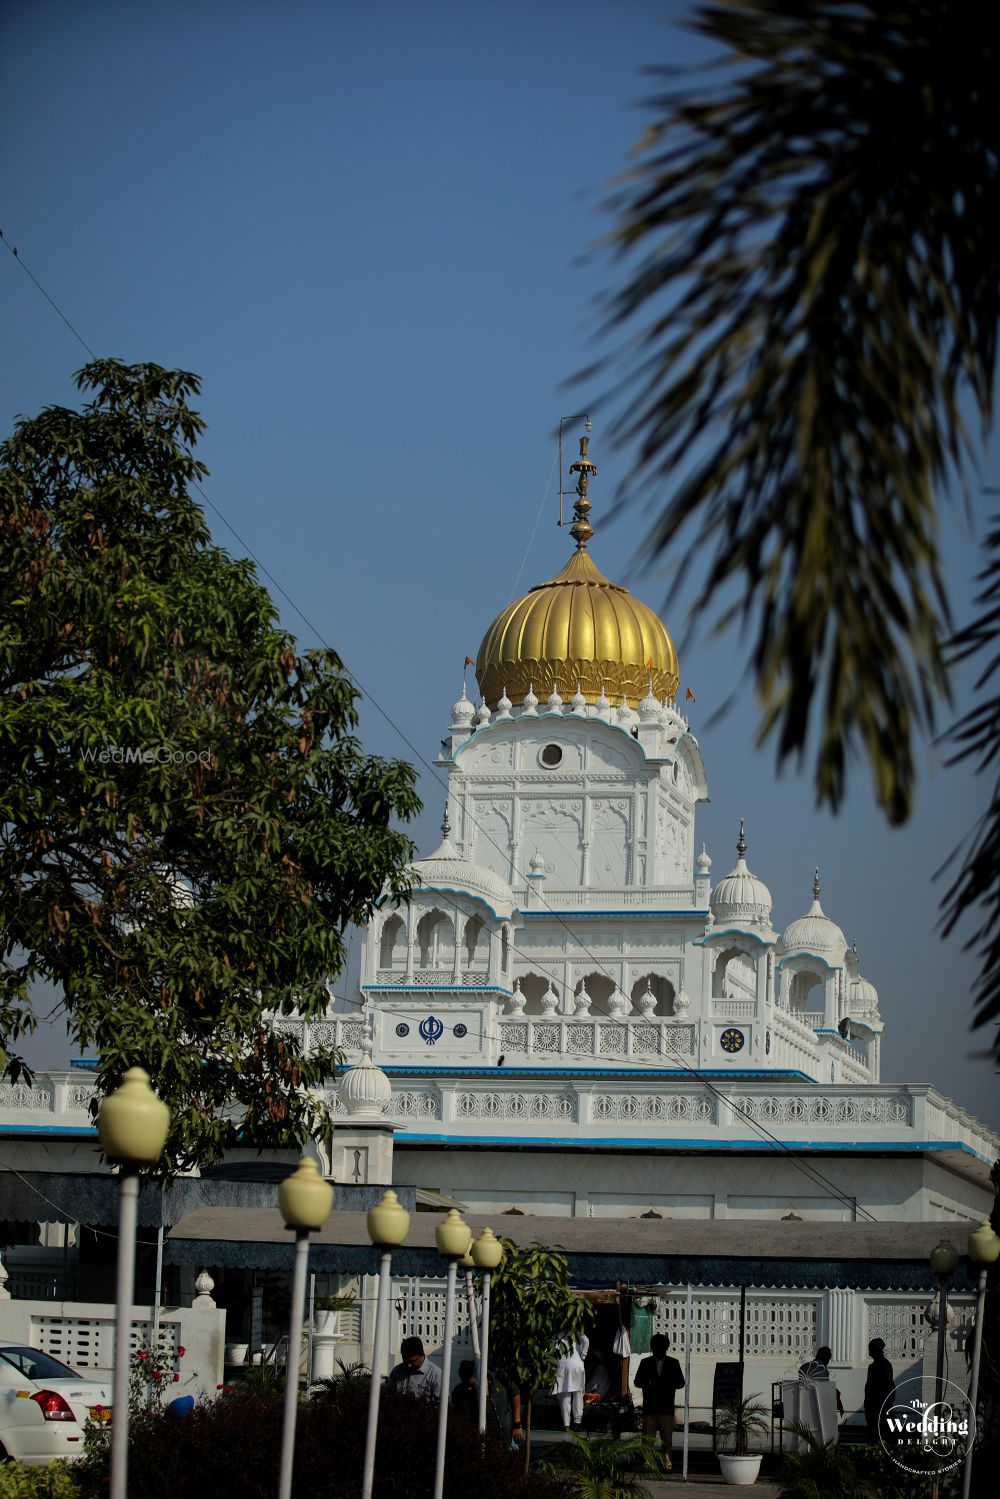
left=441, top=802, right=451, bottom=840
left=813, top=866, right=821, bottom=901
left=736, top=819, right=747, bottom=860
left=568, top=435, right=598, bottom=550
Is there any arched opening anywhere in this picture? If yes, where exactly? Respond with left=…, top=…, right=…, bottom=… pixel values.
left=520, top=972, right=555, bottom=1016
left=415, top=908, right=454, bottom=969
left=788, top=969, right=824, bottom=1014
left=712, top=946, right=756, bottom=1000
left=630, top=973, right=675, bottom=1015
left=464, top=914, right=485, bottom=966
left=574, top=972, right=615, bottom=1012
left=501, top=925, right=510, bottom=974
left=379, top=913, right=405, bottom=970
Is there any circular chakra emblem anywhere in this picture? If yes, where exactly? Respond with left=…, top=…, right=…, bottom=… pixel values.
left=395, top=1023, right=410, bottom=1038
left=453, top=1023, right=468, bottom=1039
left=720, top=1027, right=745, bottom=1054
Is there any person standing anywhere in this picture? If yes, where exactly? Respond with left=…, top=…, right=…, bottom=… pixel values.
left=386, top=1336, right=443, bottom=1401
left=864, top=1338, right=895, bottom=1438
left=634, top=1333, right=685, bottom=1470
left=552, top=1332, right=590, bottom=1431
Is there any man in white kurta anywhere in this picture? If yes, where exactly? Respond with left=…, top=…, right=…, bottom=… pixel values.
left=552, top=1334, right=590, bottom=1430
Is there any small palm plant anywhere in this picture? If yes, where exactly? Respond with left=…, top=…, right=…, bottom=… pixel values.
left=537, top=1432, right=656, bottom=1499
left=776, top=1423, right=879, bottom=1499
left=715, top=1392, right=771, bottom=1455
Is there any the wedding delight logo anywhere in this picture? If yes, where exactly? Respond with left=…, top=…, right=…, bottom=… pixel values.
left=880, top=1376, right=974, bottom=1477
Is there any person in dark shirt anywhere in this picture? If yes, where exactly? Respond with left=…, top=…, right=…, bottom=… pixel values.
left=633, top=1333, right=685, bottom=1470
left=451, top=1359, right=479, bottom=1423
left=451, top=1359, right=513, bottom=1442
left=863, top=1338, right=895, bottom=1438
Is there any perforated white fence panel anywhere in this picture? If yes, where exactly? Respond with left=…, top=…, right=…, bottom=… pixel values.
left=650, top=1293, right=819, bottom=1360
left=396, top=1277, right=475, bottom=1359
left=32, top=1317, right=180, bottom=1371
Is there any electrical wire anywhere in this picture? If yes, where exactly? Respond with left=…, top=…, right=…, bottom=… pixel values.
left=3, top=232, right=879, bottom=1224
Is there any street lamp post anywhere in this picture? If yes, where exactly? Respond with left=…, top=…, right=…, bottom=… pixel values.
left=928, top=1237, right=959, bottom=1499
left=277, top=1158, right=333, bottom=1499
left=433, top=1209, right=472, bottom=1499
left=459, top=1248, right=480, bottom=1362
left=470, top=1228, right=504, bottom=1436
left=361, top=1189, right=410, bottom=1499
left=960, top=1217, right=1000, bottom=1499
left=97, top=1068, right=170, bottom=1499
left=929, top=1238, right=960, bottom=1405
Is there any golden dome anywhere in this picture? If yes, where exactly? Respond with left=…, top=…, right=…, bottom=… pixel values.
left=476, top=546, right=679, bottom=710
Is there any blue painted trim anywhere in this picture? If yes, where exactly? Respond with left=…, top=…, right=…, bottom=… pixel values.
left=395, top=884, right=513, bottom=922
left=362, top=984, right=510, bottom=995
left=521, top=910, right=705, bottom=920
left=694, top=928, right=773, bottom=947
left=0, top=1124, right=97, bottom=1136
left=394, top=1134, right=994, bottom=1163
left=777, top=952, right=842, bottom=972
left=380, top=1065, right=813, bottom=1081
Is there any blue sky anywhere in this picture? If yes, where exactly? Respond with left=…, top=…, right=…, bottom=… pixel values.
left=3, top=0, right=997, bottom=1129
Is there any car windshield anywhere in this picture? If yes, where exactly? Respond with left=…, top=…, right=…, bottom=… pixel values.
left=0, top=1347, right=81, bottom=1380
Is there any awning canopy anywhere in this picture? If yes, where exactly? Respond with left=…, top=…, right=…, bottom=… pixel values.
left=163, top=1209, right=979, bottom=1292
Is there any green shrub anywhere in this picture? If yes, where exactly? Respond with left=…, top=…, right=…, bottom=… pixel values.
left=0, top=1464, right=81, bottom=1499
left=87, top=1381, right=569, bottom=1499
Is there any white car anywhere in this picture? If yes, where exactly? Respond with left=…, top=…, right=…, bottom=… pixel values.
left=0, top=1343, right=111, bottom=1465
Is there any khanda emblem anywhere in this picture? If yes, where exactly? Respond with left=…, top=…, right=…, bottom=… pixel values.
left=419, top=1014, right=444, bottom=1046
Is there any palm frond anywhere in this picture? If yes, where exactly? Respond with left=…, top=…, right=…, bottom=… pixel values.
left=595, top=0, right=999, bottom=826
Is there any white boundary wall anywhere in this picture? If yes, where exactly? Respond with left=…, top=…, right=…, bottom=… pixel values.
left=0, top=1298, right=226, bottom=1402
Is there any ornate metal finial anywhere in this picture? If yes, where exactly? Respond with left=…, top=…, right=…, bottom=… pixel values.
left=813, top=867, right=821, bottom=901
left=569, top=435, right=598, bottom=550
left=442, top=803, right=451, bottom=840
left=736, top=819, right=747, bottom=859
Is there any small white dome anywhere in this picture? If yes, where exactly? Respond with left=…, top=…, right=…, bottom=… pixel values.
left=521, top=684, right=539, bottom=716
left=476, top=699, right=492, bottom=727
left=782, top=870, right=847, bottom=962
left=711, top=822, right=772, bottom=926
left=696, top=843, right=712, bottom=875
left=408, top=805, right=518, bottom=920
left=595, top=688, right=612, bottom=722
left=339, top=1054, right=392, bottom=1120
left=639, top=683, right=661, bottom=722
left=545, top=686, right=564, bottom=712
left=495, top=688, right=513, bottom=719
left=451, top=688, right=475, bottom=726
left=847, top=964, right=879, bottom=1015
left=570, top=685, right=587, bottom=716
left=617, top=696, right=638, bottom=728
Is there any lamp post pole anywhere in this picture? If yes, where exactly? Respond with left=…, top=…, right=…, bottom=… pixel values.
left=460, top=1251, right=480, bottom=1361
left=960, top=1218, right=1000, bottom=1499
left=361, top=1190, right=410, bottom=1499
left=277, top=1158, right=333, bottom=1499
left=929, top=1239, right=959, bottom=1408
left=97, top=1068, right=170, bottom=1499
left=433, top=1210, right=472, bottom=1499
left=928, top=1238, right=959, bottom=1499
left=470, top=1228, right=504, bottom=1436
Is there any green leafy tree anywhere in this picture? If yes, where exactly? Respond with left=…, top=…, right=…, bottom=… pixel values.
left=0, top=359, right=419, bottom=1169
left=488, top=1239, right=594, bottom=1466
left=595, top=0, right=1000, bottom=1059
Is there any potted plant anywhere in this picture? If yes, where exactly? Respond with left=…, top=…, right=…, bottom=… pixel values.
left=715, top=1391, right=771, bottom=1485
left=313, top=1292, right=356, bottom=1334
